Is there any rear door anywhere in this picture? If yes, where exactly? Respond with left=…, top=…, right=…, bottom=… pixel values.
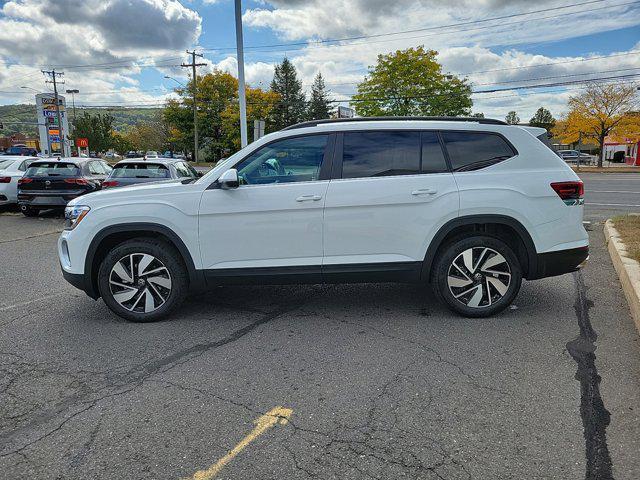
left=322, top=130, right=459, bottom=274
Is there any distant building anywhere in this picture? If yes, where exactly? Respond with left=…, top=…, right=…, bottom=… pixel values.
left=604, top=136, right=640, bottom=165
left=0, top=133, right=40, bottom=152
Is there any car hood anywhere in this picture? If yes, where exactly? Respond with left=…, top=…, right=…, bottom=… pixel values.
left=67, top=179, right=201, bottom=208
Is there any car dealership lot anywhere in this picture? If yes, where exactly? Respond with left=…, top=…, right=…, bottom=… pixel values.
left=1, top=177, right=640, bottom=479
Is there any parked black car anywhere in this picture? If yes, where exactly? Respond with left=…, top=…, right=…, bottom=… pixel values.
left=102, top=158, right=199, bottom=189
left=17, top=158, right=112, bottom=216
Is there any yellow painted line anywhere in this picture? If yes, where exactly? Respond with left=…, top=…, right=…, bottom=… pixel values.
left=188, top=406, right=293, bottom=480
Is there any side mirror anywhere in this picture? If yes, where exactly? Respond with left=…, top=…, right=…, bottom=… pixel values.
left=218, top=168, right=239, bottom=189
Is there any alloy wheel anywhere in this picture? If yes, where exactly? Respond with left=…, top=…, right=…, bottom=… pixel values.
left=109, top=253, right=172, bottom=313
left=446, top=247, right=511, bottom=308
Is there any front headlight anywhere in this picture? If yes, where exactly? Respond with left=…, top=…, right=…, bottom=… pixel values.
left=64, top=205, right=90, bottom=230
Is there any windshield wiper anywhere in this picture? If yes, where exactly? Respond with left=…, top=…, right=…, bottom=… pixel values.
left=454, top=155, right=512, bottom=172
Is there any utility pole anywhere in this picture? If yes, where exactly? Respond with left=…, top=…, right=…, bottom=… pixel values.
left=42, top=70, right=65, bottom=156
left=181, top=51, right=206, bottom=162
left=235, top=0, right=248, bottom=148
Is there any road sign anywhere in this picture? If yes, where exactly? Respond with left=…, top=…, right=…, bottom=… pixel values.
left=338, top=106, right=355, bottom=118
left=76, top=138, right=89, bottom=148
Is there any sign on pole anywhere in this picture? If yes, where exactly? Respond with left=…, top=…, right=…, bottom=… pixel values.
left=338, top=106, right=355, bottom=118
left=76, top=138, right=89, bottom=148
left=253, top=120, right=265, bottom=142
left=36, top=93, right=70, bottom=156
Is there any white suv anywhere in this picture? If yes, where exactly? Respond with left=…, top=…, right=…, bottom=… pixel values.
left=58, top=117, right=588, bottom=322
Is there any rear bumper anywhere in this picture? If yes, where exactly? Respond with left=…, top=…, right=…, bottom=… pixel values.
left=18, top=195, right=70, bottom=208
left=529, top=246, right=589, bottom=279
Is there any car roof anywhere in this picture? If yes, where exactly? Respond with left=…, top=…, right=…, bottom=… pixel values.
left=29, top=157, right=100, bottom=166
left=1, top=155, right=37, bottom=161
left=114, top=158, right=176, bottom=165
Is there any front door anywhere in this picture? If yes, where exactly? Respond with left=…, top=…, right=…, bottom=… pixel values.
left=198, top=134, right=333, bottom=277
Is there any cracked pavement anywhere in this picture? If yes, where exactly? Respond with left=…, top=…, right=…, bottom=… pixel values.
left=1, top=206, right=640, bottom=479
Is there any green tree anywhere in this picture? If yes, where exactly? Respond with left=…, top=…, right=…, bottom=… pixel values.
left=72, top=112, right=115, bottom=153
left=270, top=58, right=307, bottom=129
left=529, top=107, right=556, bottom=131
left=351, top=46, right=472, bottom=117
left=163, top=70, right=239, bottom=161
left=307, top=73, right=333, bottom=120
left=471, top=112, right=485, bottom=118
left=505, top=111, right=520, bottom=125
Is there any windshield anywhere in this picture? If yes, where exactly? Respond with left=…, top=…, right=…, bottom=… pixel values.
left=26, top=162, right=80, bottom=176
left=110, top=163, right=170, bottom=178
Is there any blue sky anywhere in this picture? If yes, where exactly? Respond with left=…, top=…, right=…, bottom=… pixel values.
left=0, top=0, right=638, bottom=118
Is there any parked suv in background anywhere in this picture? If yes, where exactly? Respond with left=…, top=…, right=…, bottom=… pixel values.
left=102, top=158, right=199, bottom=189
left=58, top=117, right=588, bottom=322
left=18, top=158, right=112, bottom=216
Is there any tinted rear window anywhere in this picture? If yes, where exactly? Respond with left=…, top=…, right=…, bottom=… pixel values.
left=111, top=163, right=170, bottom=179
left=342, top=131, right=421, bottom=178
left=26, top=162, right=80, bottom=176
left=442, top=132, right=516, bottom=171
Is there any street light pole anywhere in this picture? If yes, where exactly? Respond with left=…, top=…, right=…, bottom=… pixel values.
left=235, top=0, right=248, bottom=148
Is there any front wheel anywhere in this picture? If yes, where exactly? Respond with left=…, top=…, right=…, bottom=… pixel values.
left=97, top=238, right=188, bottom=322
left=433, top=235, right=522, bottom=318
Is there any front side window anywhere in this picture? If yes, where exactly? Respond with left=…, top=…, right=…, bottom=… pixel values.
left=421, top=131, right=448, bottom=174
left=342, top=131, right=421, bottom=178
left=174, top=161, right=197, bottom=178
left=235, top=135, right=328, bottom=185
left=442, top=131, right=516, bottom=172
left=88, top=161, right=105, bottom=175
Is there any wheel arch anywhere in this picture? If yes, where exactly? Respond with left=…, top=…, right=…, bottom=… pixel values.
left=84, top=223, right=203, bottom=299
left=421, top=215, right=538, bottom=282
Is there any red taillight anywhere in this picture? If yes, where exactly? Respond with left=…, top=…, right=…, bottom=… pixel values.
left=551, top=181, right=584, bottom=200
left=64, top=178, right=89, bottom=185
left=102, top=180, right=119, bottom=188
left=0, top=177, right=11, bottom=183
left=18, top=178, right=33, bottom=185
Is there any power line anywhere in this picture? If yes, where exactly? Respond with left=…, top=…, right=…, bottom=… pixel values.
left=202, top=0, right=621, bottom=52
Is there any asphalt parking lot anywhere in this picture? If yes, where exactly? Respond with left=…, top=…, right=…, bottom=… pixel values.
left=1, top=173, right=640, bottom=479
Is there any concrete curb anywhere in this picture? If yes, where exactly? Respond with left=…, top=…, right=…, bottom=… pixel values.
left=604, top=219, right=640, bottom=334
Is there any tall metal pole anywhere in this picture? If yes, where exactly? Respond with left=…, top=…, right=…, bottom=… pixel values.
left=235, top=0, right=248, bottom=148
left=182, top=51, right=205, bottom=162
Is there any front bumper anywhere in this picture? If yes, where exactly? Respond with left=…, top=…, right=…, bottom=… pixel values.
left=60, top=265, right=100, bottom=299
left=530, top=246, right=589, bottom=279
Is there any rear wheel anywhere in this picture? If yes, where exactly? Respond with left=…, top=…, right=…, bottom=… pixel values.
left=20, top=205, right=39, bottom=217
left=97, top=238, right=188, bottom=322
left=433, top=235, right=522, bottom=317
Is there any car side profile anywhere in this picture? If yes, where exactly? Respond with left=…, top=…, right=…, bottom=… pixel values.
left=102, top=158, right=199, bottom=189
left=18, top=158, right=112, bottom=216
left=58, top=117, right=588, bottom=322
left=0, top=156, right=38, bottom=205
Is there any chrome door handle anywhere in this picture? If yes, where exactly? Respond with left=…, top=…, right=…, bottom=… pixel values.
left=411, top=188, right=437, bottom=195
left=296, top=194, right=322, bottom=202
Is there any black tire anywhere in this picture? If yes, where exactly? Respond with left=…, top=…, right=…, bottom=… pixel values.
left=97, top=238, right=188, bottom=322
left=20, top=205, right=39, bottom=217
left=432, top=235, right=522, bottom=318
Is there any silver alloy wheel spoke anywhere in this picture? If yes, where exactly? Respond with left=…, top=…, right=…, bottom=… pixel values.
left=109, top=253, right=171, bottom=314
left=447, top=247, right=511, bottom=308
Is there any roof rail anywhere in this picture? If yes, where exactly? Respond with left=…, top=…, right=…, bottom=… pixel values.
left=282, top=116, right=508, bottom=130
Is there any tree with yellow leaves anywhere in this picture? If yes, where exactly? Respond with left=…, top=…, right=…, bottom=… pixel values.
left=554, top=82, right=639, bottom=167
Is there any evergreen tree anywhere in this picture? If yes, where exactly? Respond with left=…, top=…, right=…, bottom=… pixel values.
left=505, top=111, right=520, bottom=124
left=307, top=73, right=333, bottom=120
left=269, top=58, right=307, bottom=129
left=529, top=107, right=556, bottom=131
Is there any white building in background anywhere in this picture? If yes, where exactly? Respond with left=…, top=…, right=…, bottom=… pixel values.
left=36, top=93, right=71, bottom=157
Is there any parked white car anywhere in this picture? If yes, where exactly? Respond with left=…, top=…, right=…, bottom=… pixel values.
left=59, top=117, right=588, bottom=322
left=0, top=156, right=38, bottom=205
